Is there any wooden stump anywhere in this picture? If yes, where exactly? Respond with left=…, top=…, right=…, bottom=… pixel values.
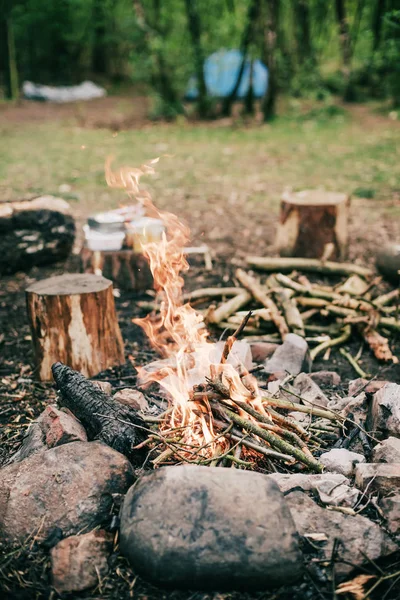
left=0, top=196, right=75, bottom=275
left=26, top=274, right=125, bottom=381
left=80, top=247, right=153, bottom=291
left=275, top=190, right=350, bottom=260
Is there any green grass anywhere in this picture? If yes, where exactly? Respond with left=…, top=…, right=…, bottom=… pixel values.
left=1, top=102, right=399, bottom=229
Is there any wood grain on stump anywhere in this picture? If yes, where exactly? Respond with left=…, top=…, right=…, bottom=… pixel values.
left=26, top=274, right=125, bottom=380
left=275, top=190, right=350, bottom=260
left=80, top=247, right=153, bottom=291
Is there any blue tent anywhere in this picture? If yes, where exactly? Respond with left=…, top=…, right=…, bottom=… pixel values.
left=186, top=49, right=268, bottom=100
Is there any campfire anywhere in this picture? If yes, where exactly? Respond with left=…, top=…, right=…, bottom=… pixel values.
left=101, top=158, right=325, bottom=472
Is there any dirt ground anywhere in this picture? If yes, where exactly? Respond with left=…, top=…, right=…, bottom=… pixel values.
left=1, top=97, right=400, bottom=599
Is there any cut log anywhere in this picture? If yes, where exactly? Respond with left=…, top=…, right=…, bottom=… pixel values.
left=275, top=190, right=350, bottom=260
left=0, top=196, right=75, bottom=275
left=80, top=247, right=153, bottom=291
left=26, top=274, right=125, bottom=381
left=52, top=362, right=146, bottom=464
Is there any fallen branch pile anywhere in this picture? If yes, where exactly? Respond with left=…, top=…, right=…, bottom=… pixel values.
left=177, top=257, right=399, bottom=371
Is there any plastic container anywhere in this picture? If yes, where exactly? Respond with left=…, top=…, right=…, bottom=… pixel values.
left=87, top=211, right=125, bottom=233
left=83, top=225, right=125, bottom=251
left=125, top=217, right=165, bottom=252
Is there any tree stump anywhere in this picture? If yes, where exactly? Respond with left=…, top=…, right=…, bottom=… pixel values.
left=26, top=274, right=125, bottom=381
left=80, top=247, right=153, bottom=291
left=0, top=196, right=75, bottom=275
left=275, top=190, right=350, bottom=260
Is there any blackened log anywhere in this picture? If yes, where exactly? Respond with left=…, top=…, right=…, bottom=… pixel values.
left=52, top=362, right=147, bottom=465
left=0, top=196, right=75, bottom=275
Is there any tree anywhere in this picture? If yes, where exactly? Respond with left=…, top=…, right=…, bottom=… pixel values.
left=184, top=0, right=209, bottom=118
left=294, top=0, right=314, bottom=65
left=0, top=0, right=19, bottom=100
left=261, top=0, right=278, bottom=121
left=221, top=0, right=260, bottom=117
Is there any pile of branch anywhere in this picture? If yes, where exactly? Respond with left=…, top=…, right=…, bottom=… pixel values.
left=179, top=257, right=399, bottom=371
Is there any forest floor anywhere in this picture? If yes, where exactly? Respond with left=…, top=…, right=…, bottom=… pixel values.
left=1, top=96, right=400, bottom=599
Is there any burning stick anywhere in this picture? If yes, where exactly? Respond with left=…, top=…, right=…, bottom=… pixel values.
left=220, top=311, right=253, bottom=364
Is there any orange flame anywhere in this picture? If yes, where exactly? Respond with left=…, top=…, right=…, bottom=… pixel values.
left=105, top=158, right=266, bottom=460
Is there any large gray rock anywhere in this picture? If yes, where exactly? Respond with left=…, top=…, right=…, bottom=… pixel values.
left=380, top=495, right=400, bottom=535
left=310, top=371, right=341, bottom=387
left=270, top=473, right=359, bottom=508
left=354, top=463, right=400, bottom=495
left=286, top=491, right=396, bottom=577
left=372, top=437, right=400, bottom=463
left=293, top=373, right=329, bottom=408
left=10, top=404, right=87, bottom=463
left=319, top=448, right=365, bottom=477
left=51, top=529, right=113, bottom=593
left=264, top=333, right=309, bottom=376
left=369, top=383, right=400, bottom=438
left=120, top=465, right=303, bottom=590
left=0, top=441, right=134, bottom=544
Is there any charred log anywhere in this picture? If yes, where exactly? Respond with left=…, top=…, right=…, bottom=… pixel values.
left=0, top=196, right=75, bottom=275
left=52, top=362, right=147, bottom=465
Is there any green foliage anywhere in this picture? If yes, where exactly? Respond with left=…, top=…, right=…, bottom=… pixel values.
left=1, top=0, right=400, bottom=113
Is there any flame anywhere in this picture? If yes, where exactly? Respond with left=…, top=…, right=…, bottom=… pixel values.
left=105, top=158, right=267, bottom=460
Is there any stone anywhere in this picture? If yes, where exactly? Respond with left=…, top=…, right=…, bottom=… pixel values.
left=292, top=373, right=329, bottom=408
left=250, top=341, right=279, bottom=363
left=211, top=340, right=253, bottom=371
left=270, top=473, right=359, bottom=508
left=348, top=378, right=391, bottom=397
left=264, top=333, right=309, bottom=377
left=120, top=465, right=302, bottom=590
left=372, top=437, right=400, bottom=463
left=376, top=243, right=400, bottom=284
left=113, top=389, right=149, bottom=412
left=380, top=495, right=400, bottom=535
left=354, top=463, right=400, bottom=495
left=369, top=383, right=400, bottom=437
left=341, top=393, right=368, bottom=424
left=319, top=448, right=366, bottom=477
left=9, top=404, right=87, bottom=463
left=348, top=378, right=368, bottom=397
left=285, top=491, right=396, bottom=577
left=310, top=371, right=341, bottom=388
left=0, top=441, right=134, bottom=544
left=51, top=529, right=113, bottom=593
left=92, top=380, right=113, bottom=395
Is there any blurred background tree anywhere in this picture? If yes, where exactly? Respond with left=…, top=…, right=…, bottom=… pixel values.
left=0, top=0, right=399, bottom=116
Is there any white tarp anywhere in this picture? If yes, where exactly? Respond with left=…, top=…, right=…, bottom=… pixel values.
left=23, top=80, right=106, bottom=103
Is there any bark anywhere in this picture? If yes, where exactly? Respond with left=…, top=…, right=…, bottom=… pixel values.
left=81, top=247, right=153, bottom=291
left=275, top=190, right=350, bottom=260
left=0, top=197, right=75, bottom=275
left=52, top=362, right=147, bottom=464
left=26, top=274, right=125, bottom=380
left=184, top=0, right=208, bottom=118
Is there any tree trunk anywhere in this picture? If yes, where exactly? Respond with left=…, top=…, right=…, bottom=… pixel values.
left=335, top=0, right=354, bottom=99
left=275, top=190, right=350, bottom=260
left=80, top=247, right=153, bottom=291
left=184, top=0, right=208, bottom=118
left=0, top=196, right=75, bottom=275
left=372, top=0, right=387, bottom=53
left=26, top=274, right=125, bottom=381
left=294, top=0, right=314, bottom=65
left=221, top=0, right=259, bottom=117
left=52, top=362, right=146, bottom=465
left=262, top=0, right=278, bottom=121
